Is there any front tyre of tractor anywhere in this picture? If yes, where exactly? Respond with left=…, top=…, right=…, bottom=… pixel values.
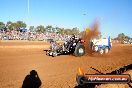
left=52, top=51, right=58, bottom=57
left=74, top=43, right=85, bottom=57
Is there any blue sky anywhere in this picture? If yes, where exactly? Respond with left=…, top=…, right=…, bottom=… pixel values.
left=0, top=0, right=132, bottom=38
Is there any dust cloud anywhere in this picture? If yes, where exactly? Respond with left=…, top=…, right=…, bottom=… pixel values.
left=81, top=20, right=101, bottom=55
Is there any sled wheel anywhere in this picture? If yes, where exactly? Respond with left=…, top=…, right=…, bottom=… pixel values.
left=104, top=47, right=109, bottom=54
left=99, top=48, right=104, bottom=54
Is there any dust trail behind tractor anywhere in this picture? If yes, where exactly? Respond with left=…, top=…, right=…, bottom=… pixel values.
left=81, top=20, right=100, bottom=55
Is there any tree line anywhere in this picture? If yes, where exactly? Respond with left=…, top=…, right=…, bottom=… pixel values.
left=0, top=21, right=26, bottom=31
left=0, top=21, right=131, bottom=40
left=0, top=21, right=80, bottom=35
left=29, top=25, right=80, bottom=35
left=114, top=33, right=131, bottom=43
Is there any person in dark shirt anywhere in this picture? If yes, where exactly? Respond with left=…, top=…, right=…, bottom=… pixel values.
left=22, top=70, right=42, bottom=88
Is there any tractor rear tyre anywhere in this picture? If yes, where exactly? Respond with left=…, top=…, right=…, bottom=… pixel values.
left=74, top=43, right=85, bottom=57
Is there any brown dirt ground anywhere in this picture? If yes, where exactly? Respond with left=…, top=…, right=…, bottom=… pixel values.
left=97, top=70, right=132, bottom=88
left=0, top=41, right=132, bottom=88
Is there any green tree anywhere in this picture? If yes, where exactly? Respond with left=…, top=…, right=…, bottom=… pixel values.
left=46, top=25, right=52, bottom=32
left=55, top=27, right=60, bottom=33
left=16, top=21, right=26, bottom=29
left=71, top=27, right=80, bottom=35
left=57, top=28, right=65, bottom=34
left=11, top=23, right=18, bottom=30
left=29, top=26, right=35, bottom=32
left=0, top=22, right=5, bottom=30
left=6, top=21, right=13, bottom=31
left=124, top=36, right=131, bottom=41
left=36, top=25, right=45, bottom=33
left=115, top=33, right=131, bottom=43
left=7, top=21, right=27, bottom=31
left=117, top=33, right=125, bottom=43
left=64, top=29, right=72, bottom=35
left=51, top=27, right=56, bottom=33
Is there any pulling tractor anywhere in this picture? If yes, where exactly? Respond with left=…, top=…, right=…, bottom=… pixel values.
left=46, top=35, right=112, bottom=57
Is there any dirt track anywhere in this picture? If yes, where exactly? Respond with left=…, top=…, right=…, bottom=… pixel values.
left=0, top=41, right=132, bottom=88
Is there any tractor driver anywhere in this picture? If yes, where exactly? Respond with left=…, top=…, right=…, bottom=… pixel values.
left=70, top=34, right=76, bottom=41
left=64, top=34, right=76, bottom=50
